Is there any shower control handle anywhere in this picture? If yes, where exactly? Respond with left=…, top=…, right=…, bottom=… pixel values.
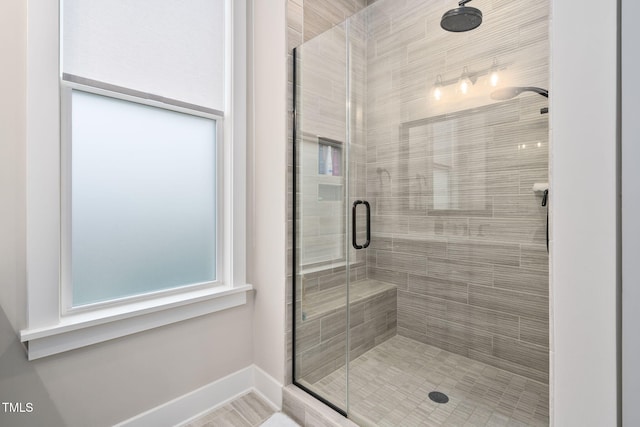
left=352, top=200, right=371, bottom=250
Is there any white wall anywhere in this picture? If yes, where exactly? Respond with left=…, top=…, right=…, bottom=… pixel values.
left=0, top=0, right=27, bottom=334
left=0, top=302, right=254, bottom=427
left=550, top=0, right=619, bottom=425
left=250, top=0, right=287, bottom=386
left=622, top=0, right=640, bottom=424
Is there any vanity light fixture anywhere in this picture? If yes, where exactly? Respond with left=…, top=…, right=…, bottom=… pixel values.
left=431, top=59, right=507, bottom=99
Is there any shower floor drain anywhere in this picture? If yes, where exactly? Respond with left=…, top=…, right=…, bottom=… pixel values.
left=428, top=391, right=449, bottom=404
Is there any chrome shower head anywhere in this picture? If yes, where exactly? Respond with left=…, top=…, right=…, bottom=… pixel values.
left=490, top=86, right=549, bottom=100
left=441, top=0, right=483, bottom=32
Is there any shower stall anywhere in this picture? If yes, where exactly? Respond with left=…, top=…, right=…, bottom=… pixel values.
left=292, top=0, right=550, bottom=424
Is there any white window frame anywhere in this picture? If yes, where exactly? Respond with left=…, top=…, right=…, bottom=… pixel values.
left=20, top=0, right=249, bottom=360
left=59, top=81, right=225, bottom=314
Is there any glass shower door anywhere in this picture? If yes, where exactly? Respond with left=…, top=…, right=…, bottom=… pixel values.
left=293, top=11, right=382, bottom=416
left=293, top=0, right=550, bottom=423
left=292, top=21, right=350, bottom=413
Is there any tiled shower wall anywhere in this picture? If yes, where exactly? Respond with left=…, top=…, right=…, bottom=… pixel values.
left=287, top=0, right=550, bottom=386
left=364, top=0, right=550, bottom=383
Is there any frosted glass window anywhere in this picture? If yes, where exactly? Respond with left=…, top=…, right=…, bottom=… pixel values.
left=70, top=90, right=217, bottom=306
left=62, top=0, right=225, bottom=111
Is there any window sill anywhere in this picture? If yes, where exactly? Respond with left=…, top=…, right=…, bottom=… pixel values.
left=20, top=284, right=253, bottom=360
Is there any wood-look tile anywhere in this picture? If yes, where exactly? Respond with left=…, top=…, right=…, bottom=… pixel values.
left=367, top=266, right=408, bottom=288
left=397, top=307, right=427, bottom=336
left=288, top=0, right=304, bottom=33
left=320, top=311, right=348, bottom=342
left=282, top=388, right=306, bottom=426
left=493, top=194, right=547, bottom=219
left=376, top=250, right=427, bottom=275
left=468, top=349, right=548, bottom=385
left=469, top=218, right=546, bottom=245
left=375, top=139, right=411, bottom=161
left=428, top=196, right=494, bottom=217
left=398, top=289, right=446, bottom=318
left=297, top=280, right=397, bottom=385
left=447, top=240, right=521, bottom=267
left=299, top=327, right=346, bottom=367
left=426, top=316, right=494, bottom=357
left=407, top=274, right=468, bottom=303
left=520, top=317, right=549, bottom=348
left=364, top=290, right=396, bottom=322
left=375, top=196, right=427, bottom=216
left=295, top=318, right=321, bottom=353
left=483, top=143, right=539, bottom=176
left=392, top=237, right=448, bottom=257
left=183, top=392, right=275, bottom=427
left=494, top=265, right=548, bottom=296
left=230, top=392, right=274, bottom=426
left=363, top=314, right=389, bottom=343
left=439, top=297, right=520, bottom=339
left=348, top=322, right=373, bottom=356
left=349, top=301, right=365, bottom=327
left=427, top=257, right=494, bottom=286
left=492, top=336, right=549, bottom=374
left=469, top=284, right=548, bottom=321
left=397, top=291, right=438, bottom=335
left=519, top=168, right=549, bottom=195
left=521, top=244, right=549, bottom=272
left=306, top=0, right=348, bottom=30
left=408, top=216, right=469, bottom=238
left=316, top=271, right=347, bottom=292
left=309, top=335, right=548, bottom=425
left=486, top=169, right=521, bottom=195
left=213, top=409, right=253, bottom=427
left=371, top=215, right=409, bottom=234
left=369, top=234, right=393, bottom=250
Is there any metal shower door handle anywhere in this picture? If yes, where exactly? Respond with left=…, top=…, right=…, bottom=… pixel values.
left=352, top=200, right=371, bottom=250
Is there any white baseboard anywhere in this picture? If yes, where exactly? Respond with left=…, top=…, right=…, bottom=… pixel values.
left=115, top=365, right=283, bottom=427
left=252, top=365, right=283, bottom=410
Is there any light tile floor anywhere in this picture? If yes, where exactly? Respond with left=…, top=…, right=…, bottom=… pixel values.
left=183, top=392, right=276, bottom=427
left=308, top=335, right=549, bottom=426
left=185, top=336, right=548, bottom=427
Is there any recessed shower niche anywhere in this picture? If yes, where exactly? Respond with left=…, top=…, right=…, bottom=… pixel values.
left=292, top=0, right=550, bottom=424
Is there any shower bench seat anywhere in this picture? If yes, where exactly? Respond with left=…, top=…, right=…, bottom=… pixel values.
left=296, top=279, right=397, bottom=383
left=301, top=279, right=397, bottom=321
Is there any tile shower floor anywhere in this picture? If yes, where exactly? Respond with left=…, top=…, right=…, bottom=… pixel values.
left=308, top=335, right=549, bottom=426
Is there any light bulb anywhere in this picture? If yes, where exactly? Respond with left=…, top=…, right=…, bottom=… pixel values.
left=490, top=70, right=499, bottom=87
left=433, top=74, right=443, bottom=101
left=434, top=86, right=442, bottom=101
left=489, top=58, right=499, bottom=87
left=460, top=79, right=469, bottom=94
left=458, top=67, right=472, bottom=95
